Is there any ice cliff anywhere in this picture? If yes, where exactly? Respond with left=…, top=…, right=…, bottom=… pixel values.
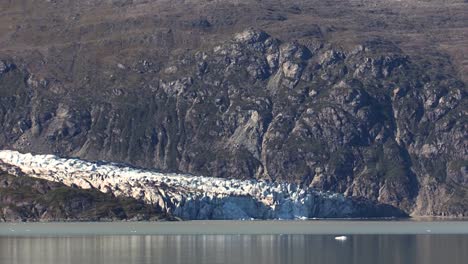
left=0, top=150, right=405, bottom=219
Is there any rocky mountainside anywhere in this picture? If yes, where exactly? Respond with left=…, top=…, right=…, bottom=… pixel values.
left=0, top=0, right=466, bottom=217
left=0, top=171, right=171, bottom=222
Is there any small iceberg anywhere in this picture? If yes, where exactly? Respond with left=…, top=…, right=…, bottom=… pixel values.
left=335, top=236, right=347, bottom=241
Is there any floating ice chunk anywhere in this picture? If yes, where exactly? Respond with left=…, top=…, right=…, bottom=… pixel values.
left=335, top=236, right=347, bottom=241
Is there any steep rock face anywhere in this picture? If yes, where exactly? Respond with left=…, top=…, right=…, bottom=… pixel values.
left=0, top=29, right=466, bottom=216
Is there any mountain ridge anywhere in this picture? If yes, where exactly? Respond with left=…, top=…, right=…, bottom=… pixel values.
left=0, top=0, right=466, bottom=217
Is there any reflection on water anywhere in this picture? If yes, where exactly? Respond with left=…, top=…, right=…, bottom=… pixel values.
left=1, top=234, right=467, bottom=264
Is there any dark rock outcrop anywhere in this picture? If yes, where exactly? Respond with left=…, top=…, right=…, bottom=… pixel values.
left=0, top=172, right=173, bottom=222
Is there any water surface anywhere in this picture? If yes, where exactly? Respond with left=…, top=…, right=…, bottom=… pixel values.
left=1, top=221, right=467, bottom=264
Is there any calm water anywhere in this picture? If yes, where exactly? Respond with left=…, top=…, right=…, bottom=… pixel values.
left=1, top=221, right=467, bottom=264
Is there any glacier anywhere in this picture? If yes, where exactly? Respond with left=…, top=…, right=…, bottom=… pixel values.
left=0, top=150, right=403, bottom=220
